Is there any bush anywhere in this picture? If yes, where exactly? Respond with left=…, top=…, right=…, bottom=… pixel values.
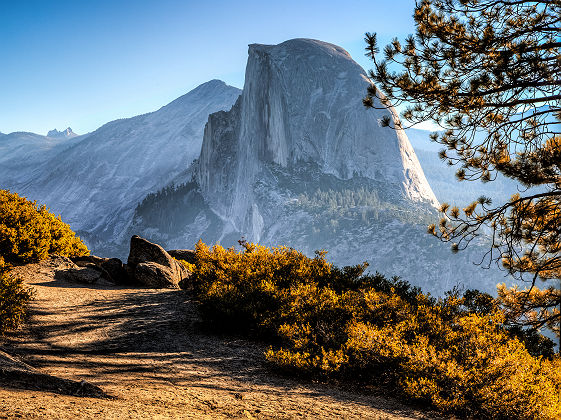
left=0, top=262, right=32, bottom=335
left=186, top=240, right=561, bottom=419
left=0, top=189, right=88, bottom=334
left=0, top=189, right=89, bottom=265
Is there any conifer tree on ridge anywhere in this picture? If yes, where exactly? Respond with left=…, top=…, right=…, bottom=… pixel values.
left=363, top=0, right=561, bottom=347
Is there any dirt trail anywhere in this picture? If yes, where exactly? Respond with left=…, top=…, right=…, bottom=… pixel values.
left=0, top=258, right=434, bottom=419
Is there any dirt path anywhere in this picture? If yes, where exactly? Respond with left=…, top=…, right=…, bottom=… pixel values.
left=0, top=258, right=435, bottom=419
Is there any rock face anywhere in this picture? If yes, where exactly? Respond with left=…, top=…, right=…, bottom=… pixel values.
left=47, top=127, right=78, bottom=139
left=127, top=235, right=190, bottom=289
left=196, top=39, right=438, bottom=239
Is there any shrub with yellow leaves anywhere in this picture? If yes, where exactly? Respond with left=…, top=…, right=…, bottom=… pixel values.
left=0, top=189, right=89, bottom=265
left=0, top=189, right=89, bottom=334
left=0, top=262, right=32, bottom=335
left=185, top=240, right=561, bottom=419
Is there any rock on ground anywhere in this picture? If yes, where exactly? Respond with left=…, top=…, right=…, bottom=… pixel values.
left=127, top=235, right=191, bottom=289
left=72, top=255, right=128, bottom=284
left=167, top=249, right=196, bottom=265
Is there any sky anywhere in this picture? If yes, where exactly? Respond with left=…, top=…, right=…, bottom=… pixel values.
left=0, top=0, right=420, bottom=135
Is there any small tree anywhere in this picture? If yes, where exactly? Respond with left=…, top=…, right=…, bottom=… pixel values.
left=363, top=0, right=561, bottom=346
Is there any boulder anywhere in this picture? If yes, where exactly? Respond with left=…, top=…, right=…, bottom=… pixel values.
left=167, top=249, right=196, bottom=265
left=70, top=255, right=127, bottom=284
left=55, top=265, right=113, bottom=285
left=101, top=258, right=128, bottom=284
left=134, top=262, right=179, bottom=288
left=128, top=235, right=175, bottom=268
left=127, top=235, right=191, bottom=289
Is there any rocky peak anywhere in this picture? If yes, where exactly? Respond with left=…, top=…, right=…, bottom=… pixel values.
left=47, top=127, right=78, bottom=139
left=197, top=38, right=439, bottom=234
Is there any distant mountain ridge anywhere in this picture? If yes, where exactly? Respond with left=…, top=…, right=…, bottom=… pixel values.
left=47, top=127, right=78, bottom=139
left=0, top=131, right=87, bottom=189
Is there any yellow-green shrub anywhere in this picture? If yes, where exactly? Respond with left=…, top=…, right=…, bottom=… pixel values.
left=0, top=189, right=89, bottom=264
left=0, top=261, right=32, bottom=335
left=0, top=190, right=88, bottom=334
left=186, top=240, right=561, bottom=419
left=190, top=240, right=332, bottom=336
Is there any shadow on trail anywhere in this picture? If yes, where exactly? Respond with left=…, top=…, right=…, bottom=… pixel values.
left=4, top=280, right=432, bottom=418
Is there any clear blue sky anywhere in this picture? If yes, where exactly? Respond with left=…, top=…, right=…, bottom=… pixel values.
left=0, top=0, right=418, bottom=135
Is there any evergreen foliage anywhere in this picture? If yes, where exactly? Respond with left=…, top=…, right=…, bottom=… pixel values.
left=295, top=187, right=435, bottom=233
left=183, top=241, right=561, bottom=419
left=364, top=0, right=561, bottom=347
left=298, top=187, right=381, bottom=211
left=134, top=182, right=207, bottom=234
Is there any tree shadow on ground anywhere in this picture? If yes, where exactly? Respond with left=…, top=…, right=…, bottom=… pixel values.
left=2, top=279, right=436, bottom=418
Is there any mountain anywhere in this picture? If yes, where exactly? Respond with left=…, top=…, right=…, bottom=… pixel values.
left=131, top=39, right=509, bottom=295
left=2, top=39, right=515, bottom=295
left=196, top=40, right=438, bottom=237
left=47, top=127, right=78, bottom=139
left=0, top=131, right=87, bottom=188
left=2, top=80, right=241, bottom=251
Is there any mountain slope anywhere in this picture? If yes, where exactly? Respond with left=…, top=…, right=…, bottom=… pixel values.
left=3, top=80, right=241, bottom=250
left=0, top=131, right=87, bottom=188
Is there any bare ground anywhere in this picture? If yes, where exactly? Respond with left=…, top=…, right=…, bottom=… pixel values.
left=0, top=257, right=438, bottom=419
